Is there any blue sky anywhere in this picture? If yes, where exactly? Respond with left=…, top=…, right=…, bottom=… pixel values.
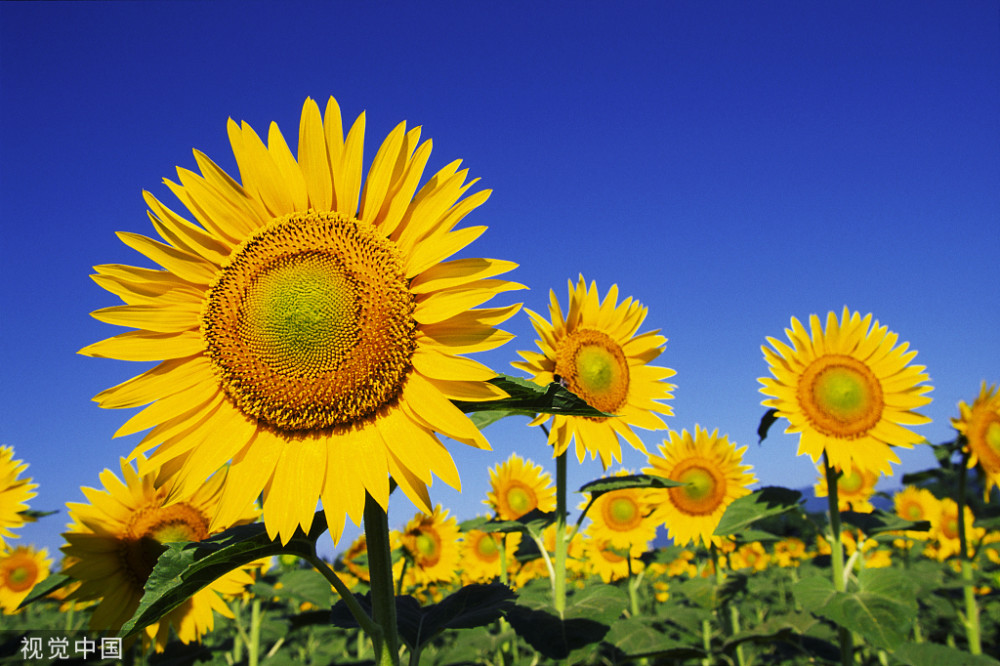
left=1, top=2, right=998, bottom=561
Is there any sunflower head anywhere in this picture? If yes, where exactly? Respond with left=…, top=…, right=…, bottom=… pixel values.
left=759, top=307, right=933, bottom=476
left=952, top=381, right=1000, bottom=500
left=512, top=276, right=675, bottom=467
left=580, top=470, right=657, bottom=550
left=644, top=426, right=756, bottom=548
left=0, top=446, right=37, bottom=549
left=460, top=529, right=522, bottom=584
left=892, top=485, right=941, bottom=538
left=80, top=97, right=524, bottom=545
left=485, top=453, right=556, bottom=521
left=398, top=505, right=461, bottom=588
left=0, top=545, right=51, bottom=614
left=814, top=462, right=879, bottom=513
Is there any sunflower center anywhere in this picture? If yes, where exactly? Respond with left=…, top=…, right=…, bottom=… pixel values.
left=668, top=462, right=726, bottom=516
left=121, top=503, right=209, bottom=585
left=838, top=469, right=863, bottom=494
left=475, top=534, right=500, bottom=561
left=984, top=419, right=1000, bottom=459
left=943, top=516, right=959, bottom=541
left=3, top=558, right=37, bottom=592
left=602, top=494, right=643, bottom=532
left=904, top=503, right=923, bottom=521
left=555, top=329, right=629, bottom=414
left=203, top=211, right=416, bottom=431
left=412, top=529, right=442, bottom=567
left=798, top=355, right=883, bottom=439
left=504, top=482, right=537, bottom=518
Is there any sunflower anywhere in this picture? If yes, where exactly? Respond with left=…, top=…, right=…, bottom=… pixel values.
left=398, top=505, right=461, bottom=587
left=773, top=537, right=808, bottom=568
left=0, top=446, right=37, bottom=549
left=581, top=524, right=646, bottom=583
left=485, top=453, right=556, bottom=520
left=730, top=542, right=769, bottom=572
left=460, top=529, right=522, bottom=583
left=0, top=545, right=51, bottom=614
left=581, top=470, right=657, bottom=550
left=892, top=485, right=940, bottom=544
left=61, top=457, right=258, bottom=651
left=929, top=498, right=984, bottom=561
left=644, top=426, right=756, bottom=548
left=952, top=381, right=1000, bottom=500
left=813, top=462, right=879, bottom=513
left=512, top=276, right=675, bottom=467
left=342, top=533, right=370, bottom=583
left=759, top=307, right=933, bottom=475
left=80, top=97, right=522, bottom=545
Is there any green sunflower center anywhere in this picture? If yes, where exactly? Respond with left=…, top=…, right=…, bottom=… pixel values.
left=503, top=483, right=537, bottom=518
left=602, top=493, right=643, bottom=532
left=904, top=503, right=923, bottom=521
left=122, top=503, right=210, bottom=585
left=555, top=329, right=629, bottom=414
left=475, top=534, right=500, bottom=561
left=985, top=420, right=1000, bottom=457
left=4, top=560, right=37, bottom=592
left=669, top=461, right=726, bottom=516
left=838, top=468, right=864, bottom=494
left=798, top=355, right=884, bottom=439
left=203, top=211, right=417, bottom=431
left=411, top=528, right=442, bottom=568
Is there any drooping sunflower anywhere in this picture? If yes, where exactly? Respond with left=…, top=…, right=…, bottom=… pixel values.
left=485, top=453, right=556, bottom=520
left=80, top=97, right=522, bottom=545
left=61, top=457, right=259, bottom=651
left=581, top=470, right=657, bottom=551
left=759, top=307, right=933, bottom=475
left=460, top=529, right=522, bottom=583
left=512, top=277, right=675, bottom=467
left=398, top=505, right=461, bottom=587
left=0, top=545, right=51, bottom=614
left=0, top=446, right=37, bottom=549
left=644, top=426, right=756, bottom=548
left=813, top=462, right=879, bottom=513
left=952, top=381, right=1000, bottom=500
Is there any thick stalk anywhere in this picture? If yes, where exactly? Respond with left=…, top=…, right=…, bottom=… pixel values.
left=248, top=598, right=262, bottom=666
left=956, top=446, right=982, bottom=654
left=823, top=453, right=853, bottom=666
left=554, top=449, right=568, bottom=616
left=364, top=491, right=401, bottom=666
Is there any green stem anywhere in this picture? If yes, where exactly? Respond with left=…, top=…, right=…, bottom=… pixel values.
left=712, top=545, right=746, bottom=666
left=956, top=444, right=982, bottom=655
left=554, top=449, right=568, bottom=617
left=308, top=552, right=380, bottom=641
left=364, top=491, right=401, bottom=666
left=248, top=597, right=262, bottom=666
left=823, top=452, right=853, bottom=666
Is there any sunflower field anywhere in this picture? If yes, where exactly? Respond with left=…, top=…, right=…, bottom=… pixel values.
left=2, top=98, right=998, bottom=666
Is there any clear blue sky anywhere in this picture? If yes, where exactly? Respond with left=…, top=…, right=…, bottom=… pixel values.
left=2, top=2, right=998, bottom=561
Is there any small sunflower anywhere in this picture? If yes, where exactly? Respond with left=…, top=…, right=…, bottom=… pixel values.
left=929, top=498, right=984, bottom=561
left=398, top=505, right=461, bottom=587
left=485, top=453, right=556, bottom=520
left=581, top=470, right=657, bottom=551
left=460, top=529, right=522, bottom=583
left=342, top=533, right=370, bottom=583
left=952, top=381, right=1000, bottom=500
left=759, top=307, right=933, bottom=475
left=0, top=446, right=37, bottom=549
left=730, top=542, right=769, bottom=572
left=892, top=486, right=940, bottom=543
left=644, top=426, right=756, bottom=548
left=581, top=524, right=646, bottom=583
left=61, top=457, right=258, bottom=651
left=0, top=545, right=51, bottom=614
left=773, top=537, right=808, bottom=568
left=512, top=276, right=675, bottom=467
left=813, top=462, right=879, bottom=513
left=81, top=97, right=522, bottom=545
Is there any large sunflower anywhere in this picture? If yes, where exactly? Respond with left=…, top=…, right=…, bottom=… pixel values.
left=644, top=426, right=756, bottom=547
left=485, top=452, right=556, bottom=520
left=759, top=307, right=933, bottom=475
left=0, top=545, right=51, bottom=614
left=61, top=457, right=259, bottom=651
left=512, top=276, right=675, bottom=467
left=80, top=97, right=522, bottom=544
left=0, top=446, right=37, bottom=549
left=952, top=381, right=1000, bottom=500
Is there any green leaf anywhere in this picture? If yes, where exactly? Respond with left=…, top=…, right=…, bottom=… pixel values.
left=21, top=509, right=59, bottom=521
left=714, top=487, right=803, bottom=537
left=119, top=513, right=327, bottom=639
left=578, top=473, right=682, bottom=497
left=453, top=374, right=612, bottom=420
left=459, top=509, right=556, bottom=536
left=893, top=641, right=1000, bottom=666
left=271, top=568, right=334, bottom=607
left=792, top=568, right=917, bottom=651
left=757, top=408, right=780, bottom=443
left=17, top=572, right=73, bottom=609
left=841, top=509, right=930, bottom=535
left=506, top=582, right=627, bottom=660
left=604, top=616, right=705, bottom=661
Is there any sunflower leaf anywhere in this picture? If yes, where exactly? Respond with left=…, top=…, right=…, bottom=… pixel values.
left=17, top=572, right=74, bottom=609
left=713, top=487, right=803, bottom=537
left=757, top=408, right=780, bottom=444
left=578, top=473, right=682, bottom=497
left=118, top=513, right=327, bottom=639
left=453, top=375, right=612, bottom=422
left=840, top=509, right=930, bottom=535
left=459, top=509, right=556, bottom=535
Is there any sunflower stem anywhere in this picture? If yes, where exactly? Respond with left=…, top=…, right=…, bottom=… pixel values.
left=955, top=442, right=982, bottom=655
left=554, top=449, right=568, bottom=617
left=248, top=597, right=262, bottom=666
left=364, top=491, right=401, bottom=666
left=823, top=452, right=853, bottom=666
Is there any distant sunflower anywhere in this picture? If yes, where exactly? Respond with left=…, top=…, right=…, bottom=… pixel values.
left=61, top=457, right=258, bottom=651
left=759, top=307, right=933, bottom=475
left=813, top=462, right=879, bottom=513
left=80, top=97, right=522, bottom=545
left=892, top=486, right=940, bottom=542
left=929, top=498, right=983, bottom=561
left=581, top=470, right=657, bottom=551
left=485, top=453, right=556, bottom=520
left=773, top=537, right=808, bottom=568
left=342, top=533, right=370, bottom=583
left=644, top=426, right=756, bottom=547
left=952, top=382, right=1000, bottom=500
left=582, top=525, right=646, bottom=583
left=0, top=446, right=37, bottom=548
left=512, top=276, right=675, bottom=467
left=0, top=545, right=51, bottom=614
left=398, top=505, right=461, bottom=587
left=460, top=529, right=521, bottom=583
